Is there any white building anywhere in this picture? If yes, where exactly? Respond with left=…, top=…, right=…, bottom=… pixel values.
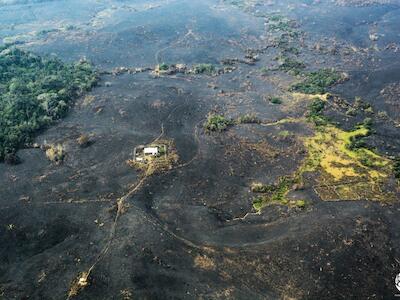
left=144, top=147, right=159, bottom=156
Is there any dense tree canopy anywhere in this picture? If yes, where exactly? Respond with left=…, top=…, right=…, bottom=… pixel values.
left=0, top=46, right=98, bottom=163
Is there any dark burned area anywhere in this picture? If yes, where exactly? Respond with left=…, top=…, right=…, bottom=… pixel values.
left=1, top=0, right=400, bottom=299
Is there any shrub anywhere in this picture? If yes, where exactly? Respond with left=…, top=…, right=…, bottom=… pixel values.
left=307, top=98, right=328, bottom=126
left=158, top=63, right=169, bottom=71
left=294, top=199, right=306, bottom=208
left=251, top=182, right=275, bottom=193
left=204, top=114, right=233, bottom=132
left=237, top=113, right=260, bottom=124
left=362, top=117, right=373, bottom=130
left=193, top=64, right=215, bottom=75
left=347, top=135, right=367, bottom=151
left=45, top=144, right=64, bottom=163
left=76, top=134, right=92, bottom=148
left=269, top=97, right=282, bottom=104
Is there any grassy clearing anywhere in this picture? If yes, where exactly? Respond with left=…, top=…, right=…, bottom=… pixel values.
left=300, top=123, right=395, bottom=201
left=251, top=95, right=397, bottom=208
left=300, top=94, right=398, bottom=200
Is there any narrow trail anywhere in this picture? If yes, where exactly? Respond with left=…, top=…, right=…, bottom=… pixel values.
left=67, top=88, right=304, bottom=297
left=67, top=108, right=204, bottom=298
left=67, top=122, right=166, bottom=299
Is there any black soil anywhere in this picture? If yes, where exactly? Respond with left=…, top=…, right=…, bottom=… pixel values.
left=1, top=0, right=400, bottom=299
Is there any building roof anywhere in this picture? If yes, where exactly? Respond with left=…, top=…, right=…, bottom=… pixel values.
left=144, top=147, right=159, bottom=155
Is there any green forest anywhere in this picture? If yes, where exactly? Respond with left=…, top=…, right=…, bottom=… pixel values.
left=0, top=46, right=98, bottom=163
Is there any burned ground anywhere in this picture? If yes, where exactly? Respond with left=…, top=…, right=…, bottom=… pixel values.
left=1, top=0, right=400, bottom=299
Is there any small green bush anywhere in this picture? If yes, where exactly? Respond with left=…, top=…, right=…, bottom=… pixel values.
left=347, top=135, right=368, bottom=151
left=269, top=97, right=283, bottom=104
left=158, top=63, right=169, bottom=71
left=237, top=114, right=260, bottom=124
left=204, top=114, right=233, bottom=132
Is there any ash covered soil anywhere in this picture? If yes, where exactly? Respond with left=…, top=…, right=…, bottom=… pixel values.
left=1, top=0, right=400, bottom=299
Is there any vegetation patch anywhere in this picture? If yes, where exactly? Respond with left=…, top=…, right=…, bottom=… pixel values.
left=290, top=69, right=344, bottom=94
left=301, top=124, right=395, bottom=201
left=252, top=177, right=306, bottom=211
left=236, top=113, right=261, bottom=124
left=307, top=98, right=328, bottom=126
left=0, top=46, right=98, bottom=162
left=45, top=144, right=65, bottom=163
left=158, top=63, right=169, bottom=71
left=278, top=130, right=291, bottom=138
left=277, top=56, right=305, bottom=75
left=269, top=96, right=283, bottom=105
left=204, top=114, right=234, bottom=132
left=194, top=255, right=216, bottom=271
left=193, top=64, right=215, bottom=75
left=266, top=14, right=298, bottom=36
